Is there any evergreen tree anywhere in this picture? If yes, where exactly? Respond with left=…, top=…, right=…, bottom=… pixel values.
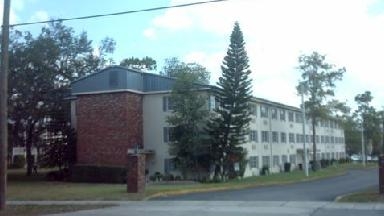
left=208, top=22, right=252, bottom=181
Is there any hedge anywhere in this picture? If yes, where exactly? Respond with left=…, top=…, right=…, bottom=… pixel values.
left=71, top=165, right=127, bottom=183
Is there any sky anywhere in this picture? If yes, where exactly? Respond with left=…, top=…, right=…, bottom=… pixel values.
left=2, top=0, right=384, bottom=111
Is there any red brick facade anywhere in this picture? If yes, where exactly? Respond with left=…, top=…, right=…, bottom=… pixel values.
left=76, top=92, right=143, bottom=167
left=127, top=154, right=146, bottom=193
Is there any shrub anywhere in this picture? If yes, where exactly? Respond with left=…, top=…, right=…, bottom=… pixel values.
left=284, top=162, right=291, bottom=172
left=154, top=171, right=162, bottom=181
left=260, top=166, right=269, bottom=176
left=10, top=155, right=26, bottom=169
left=163, top=173, right=174, bottom=181
left=46, top=168, right=71, bottom=181
left=71, top=165, right=126, bottom=183
left=320, top=159, right=331, bottom=168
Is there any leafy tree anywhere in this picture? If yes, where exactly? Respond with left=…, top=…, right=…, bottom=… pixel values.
left=39, top=122, right=76, bottom=171
left=207, top=22, right=252, bottom=181
left=166, top=67, right=210, bottom=179
left=161, top=57, right=210, bottom=84
left=354, top=91, right=381, bottom=156
left=120, top=56, right=157, bottom=71
left=297, top=52, right=345, bottom=170
left=8, top=22, right=114, bottom=175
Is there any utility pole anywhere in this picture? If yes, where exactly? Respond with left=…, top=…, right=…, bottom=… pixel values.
left=0, top=0, right=11, bottom=210
left=301, top=83, right=309, bottom=177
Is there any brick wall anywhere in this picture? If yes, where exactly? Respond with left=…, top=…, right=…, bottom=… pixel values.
left=76, top=92, right=143, bottom=166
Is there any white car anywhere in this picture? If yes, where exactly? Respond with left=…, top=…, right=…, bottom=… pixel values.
left=350, top=154, right=361, bottom=161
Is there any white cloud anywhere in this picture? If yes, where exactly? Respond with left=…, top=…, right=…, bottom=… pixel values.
left=143, top=28, right=157, bottom=40
left=29, top=10, right=49, bottom=22
left=146, top=0, right=384, bottom=109
left=183, top=51, right=224, bottom=83
left=0, top=0, right=22, bottom=25
left=152, top=6, right=193, bottom=31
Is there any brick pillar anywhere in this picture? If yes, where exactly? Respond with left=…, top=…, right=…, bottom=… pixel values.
left=127, top=154, right=145, bottom=193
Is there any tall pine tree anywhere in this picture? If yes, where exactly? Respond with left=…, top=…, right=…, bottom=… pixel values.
left=208, top=22, right=252, bottom=181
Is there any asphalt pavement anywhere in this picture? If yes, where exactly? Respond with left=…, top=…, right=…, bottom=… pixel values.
left=152, top=168, right=379, bottom=201
left=28, top=201, right=382, bottom=216
left=8, top=168, right=382, bottom=216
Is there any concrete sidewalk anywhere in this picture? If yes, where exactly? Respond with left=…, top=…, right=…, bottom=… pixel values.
left=7, top=201, right=384, bottom=216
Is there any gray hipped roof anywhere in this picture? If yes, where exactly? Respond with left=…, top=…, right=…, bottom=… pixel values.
left=71, top=66, right=301, bottom=112
left=71, top=66, right=191, bottom=95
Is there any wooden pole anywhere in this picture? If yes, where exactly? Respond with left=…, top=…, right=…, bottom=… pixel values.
left=0, top=0, right=11, bottom=210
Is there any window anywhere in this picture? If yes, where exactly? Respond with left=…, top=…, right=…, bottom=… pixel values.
left=288, top=112, right=294, bottom=122
left=164, top=158, right=176, bottom=173
left=280, top=109, right=286, bottom=121
left=324, top=120, right=329, bottom=128
left=321, top=135, right=325, bottom=143
left=262, top=156, right=270, bottom=167
left=271, top=108, right=277, bottom=119
left=272, top=131, right=278, bottom=143
left=331, top=136, right=335, bottom=144
left=280, top=132, right=287, bottom=143
left=261, top=131, right=269, bottom=142
left=289, top=133, right=295, bottom=143
left=282, top=155, right=288, bottom=163
left=305, top=135, right=310, bottom=143
left=273, top=155, right=280, bottom=166
left=249, top=130, right=258, bottom=142
left=295, top=112, right=303, bottom=123
left=260, top=105, right=269, bottom=118
left=162, top=96, right=174, bottom=111
left=208, top=95, right=216, bottom=111
left=249, top=104, right=257, bottom=116
left=163, top=127, right=175, bottom=142
left=316, top=135, right=320, bottom=143
left=296, top=134, right=303, bottom=143
left=289, top=155, right=296, bottom=164
left=249, top=156, right=259, bottom=168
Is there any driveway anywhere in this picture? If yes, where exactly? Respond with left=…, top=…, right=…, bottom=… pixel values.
left=152, top=168, right=378, bottom=201
left=43, top=168, right=382, bottom=216
left=46, top=201, right=384, bottom=216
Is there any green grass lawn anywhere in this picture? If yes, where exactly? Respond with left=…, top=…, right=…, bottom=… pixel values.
left=337, top=187, right=384, bottom=203
left=6, top=163, right=377, bottom=201
left=0, top=204, right=115, bottom=216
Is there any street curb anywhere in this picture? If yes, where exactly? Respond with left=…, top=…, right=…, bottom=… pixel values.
left=146, top=171, right=348, bottom=200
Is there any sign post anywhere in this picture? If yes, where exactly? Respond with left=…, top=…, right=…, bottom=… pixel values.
left=379, top=155, right=384, bottom=194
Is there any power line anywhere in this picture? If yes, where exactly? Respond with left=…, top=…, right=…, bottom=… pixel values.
left=9, top=0, right=229, bottom=27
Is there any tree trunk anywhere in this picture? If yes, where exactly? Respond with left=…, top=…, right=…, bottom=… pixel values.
left=25, top=120, right=34, bottom=176
left=312, top=117, right=318, bottom=171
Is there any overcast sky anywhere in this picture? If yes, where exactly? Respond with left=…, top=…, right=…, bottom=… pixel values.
left=2, top=0, right=384, bottom=110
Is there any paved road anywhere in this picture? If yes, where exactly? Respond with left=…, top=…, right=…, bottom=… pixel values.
left=153, top=169, right=378, bottom=201
left=12, top=168, right=381, bottom=216
left=44, top=201, right=384, bottom=216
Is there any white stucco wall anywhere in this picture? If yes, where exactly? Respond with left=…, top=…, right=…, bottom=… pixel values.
left=142, top=92, right=346, bottom=178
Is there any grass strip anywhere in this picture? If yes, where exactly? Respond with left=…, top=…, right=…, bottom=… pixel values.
left=337, top=187, right=384, bottom=203
left=7, top=163, right=377, bottom=201
left=0, top=204, right=115, bottom=216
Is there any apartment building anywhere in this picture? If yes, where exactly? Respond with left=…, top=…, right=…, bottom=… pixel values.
left=70, top=66, right=346, bottom=177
